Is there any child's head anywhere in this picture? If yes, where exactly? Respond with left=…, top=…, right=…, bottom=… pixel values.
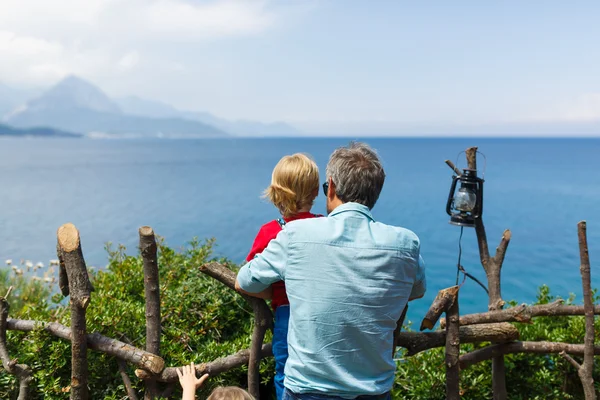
left=263, top=153, right=319, bottom=218
left=207, top=386, right=255, bottom=400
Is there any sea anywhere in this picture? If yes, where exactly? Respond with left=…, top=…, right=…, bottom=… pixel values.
left=1, top=137, right=599, bottom=323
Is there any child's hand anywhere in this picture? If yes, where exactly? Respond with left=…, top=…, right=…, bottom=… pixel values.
left=177, top=362, right=209, bottom=397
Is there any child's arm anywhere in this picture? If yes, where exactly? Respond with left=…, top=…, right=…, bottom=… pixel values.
left=177, top=362, right=209, bottom=400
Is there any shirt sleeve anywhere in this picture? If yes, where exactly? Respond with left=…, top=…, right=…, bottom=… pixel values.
left=237, top=229, right=289, bottom=293
left=409, top=254, right=427, bottom=300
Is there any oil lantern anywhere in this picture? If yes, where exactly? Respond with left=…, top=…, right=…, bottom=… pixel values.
left=446, top=168, right=484, bottom=227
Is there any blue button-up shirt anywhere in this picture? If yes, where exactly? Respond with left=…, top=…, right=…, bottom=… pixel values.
left=237, top=203, right=426, bottom=398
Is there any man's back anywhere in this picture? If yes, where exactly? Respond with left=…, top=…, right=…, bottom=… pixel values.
left=280, top=202, right=424, bottom=397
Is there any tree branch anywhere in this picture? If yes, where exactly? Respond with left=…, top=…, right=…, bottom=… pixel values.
left=492, top=230, right=511, bottom=268
left=421, top=286, right=458, bottom=331
left=6, top=318, right=165, bottom=374
left=118, top=359, right=139, bottom=400
left=397, top=323, right=519, bottom=356
left=199, top=261, right=236, bottom=290
left=0, top=291, right=33, bottom=400
left=136, top=344, right=273, bottom=382
left=444, top=160, right=462, bottom=176
left=459, top=341, right=600, bottom=370
left=559, top=351, right=581, bottom=370
left=438, top=299, right=600, bottom=327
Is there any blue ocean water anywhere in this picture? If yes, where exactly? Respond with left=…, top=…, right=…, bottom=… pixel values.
left=1, top=137, right=599, bottom=323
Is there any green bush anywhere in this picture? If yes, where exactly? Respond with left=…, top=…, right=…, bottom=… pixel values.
left=0, top=243, right=597, bottom=399
left=0, top=238, right=273, bottom=399
left=393, top=285, right=600, bottom=400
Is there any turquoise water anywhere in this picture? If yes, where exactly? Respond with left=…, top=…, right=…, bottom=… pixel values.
left=1, top=137, right=599, bottom=322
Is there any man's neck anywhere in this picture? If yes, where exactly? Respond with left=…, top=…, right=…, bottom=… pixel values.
left=327, top=198, right=344, bottom=214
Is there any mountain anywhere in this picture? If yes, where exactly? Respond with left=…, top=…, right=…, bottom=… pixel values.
left=116, top=96, right=301, bottom=137
left=0, top=123, right=80, bottom=137
left=24, top=75, right=121, bottom=114
left=116, top=96, right=180, bottom=119
left=0, top=84, right=40, bottom=119
left=6, top=76, right=227, bottom=138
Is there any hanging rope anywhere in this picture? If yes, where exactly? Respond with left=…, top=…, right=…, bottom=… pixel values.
left=455, top=225, right=489, bottom=294
left=455, top=226, right=464, bottom=286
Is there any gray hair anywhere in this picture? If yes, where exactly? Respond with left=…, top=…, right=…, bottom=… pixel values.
left=325, top=142, right=385, bottom=209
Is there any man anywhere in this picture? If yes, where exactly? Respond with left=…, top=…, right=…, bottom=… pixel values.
left=236, top=142, right=426, bottom=400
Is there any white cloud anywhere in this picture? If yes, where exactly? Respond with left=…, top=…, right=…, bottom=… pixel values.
left=0, top=0, right=278, bottom=87
left=0, top=31, right=63, bottom=57
left=528, top=93, right=600, bottom=123
left=0, top=31, right=66, bottom=85
left=557, top=93, right=600, bottom=122
left=141, top=0, right=274, bottom=38
left=118, top=51, right=140, bottom=70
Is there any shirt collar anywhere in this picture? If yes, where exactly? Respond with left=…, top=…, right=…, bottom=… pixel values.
left=329, top=202, right=374, bottom=221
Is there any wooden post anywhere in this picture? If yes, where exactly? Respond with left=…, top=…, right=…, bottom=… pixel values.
left=139, top=226, right=161, bottom=400
left=446, top=291, right=460, bottom=400
left=466, top=146, right=509, bottom=400
left=0, top=287, right=33, bottom=400
left=419, top=286, right=461, bottom=398
left=393, top=305, right=408, bottom=357
left=57, top=223, right=93, bottom=400
left=200, top=262, right=272, bottom=399
left=560, top=221, right=596, bottom=399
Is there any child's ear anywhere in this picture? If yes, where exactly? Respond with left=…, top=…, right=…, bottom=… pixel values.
left=312, top=187, right=319, bottom=198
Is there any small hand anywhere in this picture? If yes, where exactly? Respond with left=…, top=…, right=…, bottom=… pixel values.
left=176, top=362, right=209, bottom=395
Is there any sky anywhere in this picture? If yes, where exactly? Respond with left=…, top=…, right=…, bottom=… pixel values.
left=1, top=0, right=600, bottom=135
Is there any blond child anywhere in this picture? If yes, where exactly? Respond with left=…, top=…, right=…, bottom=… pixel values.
left=244, top=153, right=321, bottom=399
left=177, top=362, right=254, bottom=400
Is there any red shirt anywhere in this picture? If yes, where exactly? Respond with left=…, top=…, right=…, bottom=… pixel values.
left=246, top=212, right=321, bottom=310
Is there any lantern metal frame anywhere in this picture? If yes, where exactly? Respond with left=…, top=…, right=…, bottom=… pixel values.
left=446, top=168, right=484, bottom=228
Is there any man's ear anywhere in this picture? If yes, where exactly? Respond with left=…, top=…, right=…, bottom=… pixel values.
left=328, top=177, right=336, bottom=199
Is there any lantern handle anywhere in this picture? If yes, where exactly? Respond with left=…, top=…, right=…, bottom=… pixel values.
left=477, top=151, right=487, bottom=180
left=453, top=150, right=487, bottom=179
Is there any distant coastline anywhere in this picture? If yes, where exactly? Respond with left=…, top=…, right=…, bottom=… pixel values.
left=0, top=123, right=80, bottom=138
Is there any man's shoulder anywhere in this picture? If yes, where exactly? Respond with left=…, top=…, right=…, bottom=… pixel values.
left=371, top=221, right=421, bottom=248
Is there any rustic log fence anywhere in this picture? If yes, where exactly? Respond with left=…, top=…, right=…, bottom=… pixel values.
left=0, top=146, right=597, bottom=399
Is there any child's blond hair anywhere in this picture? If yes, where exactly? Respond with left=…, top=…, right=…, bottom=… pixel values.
left=207, top=386, right=255, bottom=400
left=263, top=153, right=320, bottom=218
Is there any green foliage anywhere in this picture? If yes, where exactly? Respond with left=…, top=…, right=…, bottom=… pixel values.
left=0, top=248, right=597, bottom=399
left=393, top=284, right=600, bottom=400
left=0, top=239, right=273, bottom=399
